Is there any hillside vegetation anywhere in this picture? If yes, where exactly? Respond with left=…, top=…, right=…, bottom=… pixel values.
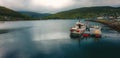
left=19, top=11, right=51, bottom=18
left=45, top=6, right=120, bottom=19
left=0, top=6, right=30, bottom=20
left=1, top=6, right=120, bottom=20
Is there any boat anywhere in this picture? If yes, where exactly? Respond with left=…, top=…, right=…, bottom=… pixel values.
left=89, top=26, right=102, bottom=38
left=70, top=21, right=86, bottom=38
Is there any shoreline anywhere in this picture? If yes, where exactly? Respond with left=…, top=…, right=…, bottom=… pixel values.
left=1, top=19, right=120, bottom=32
left=89, top=20, right=120, bottom=32
left=0, top=19, right=74, bottom=22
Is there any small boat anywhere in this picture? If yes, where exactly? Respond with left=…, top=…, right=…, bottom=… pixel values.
left=89, top=26, right=102, bottom=38
left=70, top=21, right=86, bottom=38
left=82, top=31, right=90, bottom=38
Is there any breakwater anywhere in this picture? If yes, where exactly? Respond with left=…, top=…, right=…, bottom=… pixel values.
left=89, top=19, right=120, bottom=32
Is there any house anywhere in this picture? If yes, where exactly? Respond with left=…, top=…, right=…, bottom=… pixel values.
left=108, top=16, right=114, bottom=20
left=97, top=17, right=104, bottom=19
left=115, top=19, right=120, bottom=21
left=117, top=16, right=120, bottom=19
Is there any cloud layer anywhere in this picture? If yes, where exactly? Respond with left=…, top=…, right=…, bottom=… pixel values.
left=0, top=0, right=120, bottom=13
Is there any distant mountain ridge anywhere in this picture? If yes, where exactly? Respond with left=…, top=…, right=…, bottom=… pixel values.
left=0, top=6, right=29, bottom=18
left=45, top=6, right=120, bottom=19
left=1, top=6, right=120, bottom=20
left=18, top=11, right=51, bottom=18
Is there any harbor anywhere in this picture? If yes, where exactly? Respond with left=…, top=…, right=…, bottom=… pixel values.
left=0, top=20, right=120, bottom=58
left=0, top=0, right=120, bottom=58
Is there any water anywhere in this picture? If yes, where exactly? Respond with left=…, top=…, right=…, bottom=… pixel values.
left=0, top=20, right=120, bottom=58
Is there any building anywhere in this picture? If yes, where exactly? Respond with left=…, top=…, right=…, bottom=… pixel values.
left=97, top=17, right=104, bottom=19
left=117, top=16, right=120, bottom=19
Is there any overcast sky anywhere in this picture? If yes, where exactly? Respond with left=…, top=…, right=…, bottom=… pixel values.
left=0, top=0, right=120, bottom=13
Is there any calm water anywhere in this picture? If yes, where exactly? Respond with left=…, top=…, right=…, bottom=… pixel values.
left=0, top=20, right=120, bottom=58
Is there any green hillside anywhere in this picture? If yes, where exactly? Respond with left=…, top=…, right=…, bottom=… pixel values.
left=0, top=6, right=30, bottom=20
left=18, top=11, right=51, bottom=18
left=45, top=6, right=120, bottom=19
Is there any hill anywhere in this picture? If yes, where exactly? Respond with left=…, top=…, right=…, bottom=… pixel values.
left=0, top=6, right=30, bottom=21
left=45, top=6, right=120, bottom=19
left=18, top=11, right=51, bottom=18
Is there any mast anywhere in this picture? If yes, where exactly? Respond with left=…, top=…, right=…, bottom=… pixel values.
left=77, top=16, right=80, bottom=22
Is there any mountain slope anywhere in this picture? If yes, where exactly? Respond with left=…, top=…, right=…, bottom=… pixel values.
left=45, top=6, right=120, bottom=19
left=0, top=6, right=30, bottom=20
left=19, top=11, right=51, bottom=18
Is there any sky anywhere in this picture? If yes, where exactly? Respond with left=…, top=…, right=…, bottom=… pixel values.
left=0, top=0, right=120, bottom=13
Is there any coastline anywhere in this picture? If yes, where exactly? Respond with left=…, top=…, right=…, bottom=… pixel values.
left=89, top=19, right=120, bottom=32
left=1, top=19, right=120, bottom=33
left=0, top=19, right=74, bottom=22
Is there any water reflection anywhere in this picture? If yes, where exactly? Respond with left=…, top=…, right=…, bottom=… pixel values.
left=33, top=32, right=68, bottom=41
left=0, top=22, right=38, bottom=58
left=0, top=20, right=120, bottom=58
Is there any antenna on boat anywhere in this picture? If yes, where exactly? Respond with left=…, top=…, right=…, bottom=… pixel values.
left=77, top=16, right=80, bottom=22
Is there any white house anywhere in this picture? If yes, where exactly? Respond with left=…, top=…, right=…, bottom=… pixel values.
left=109, top=16, right=114, bottom=19
left=117, top=16, right=120, bottom=19
left=97, top=17, right=104, bottom=19
left=115, top=19, right=120, bottom=21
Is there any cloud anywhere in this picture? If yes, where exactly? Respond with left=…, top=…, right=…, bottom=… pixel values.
left=0, top=0, right=120, bottom=13
left=91, top=0, right=120, bottom=6
left=0, top=0, right=28, bottom=10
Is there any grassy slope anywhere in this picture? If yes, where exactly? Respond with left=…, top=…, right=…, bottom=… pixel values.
left=45, top=6, right=120, bottom=19
left=19, top=11, right=51, bottom=18
left=0, top=6, right=30, bottom=20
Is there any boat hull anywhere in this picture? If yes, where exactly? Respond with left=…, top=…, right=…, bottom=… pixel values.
left=90, top=34, right=102, bottom=38
left=70, top=33, right=83, bottom=38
